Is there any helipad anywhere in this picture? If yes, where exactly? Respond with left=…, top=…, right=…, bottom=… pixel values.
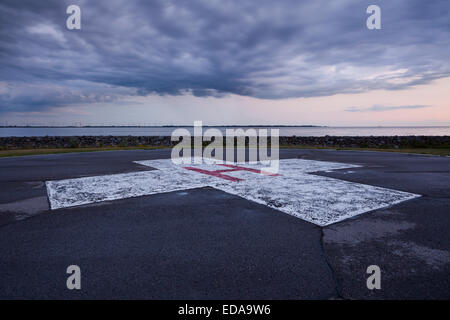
left=46, top=158, right=420, bottom=226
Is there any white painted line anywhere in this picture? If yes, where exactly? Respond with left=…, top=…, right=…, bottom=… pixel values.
left=46, top=158, right=420, bottom=226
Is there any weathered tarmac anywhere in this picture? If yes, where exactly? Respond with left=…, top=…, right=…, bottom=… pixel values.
left=0, top=149, right=449, bottom=299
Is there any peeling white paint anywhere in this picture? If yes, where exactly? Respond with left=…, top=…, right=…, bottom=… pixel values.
left=45, top=158, right=420, bottom=226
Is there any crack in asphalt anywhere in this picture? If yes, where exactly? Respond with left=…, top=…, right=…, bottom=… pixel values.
left=319, top=227, right=345, bottom=300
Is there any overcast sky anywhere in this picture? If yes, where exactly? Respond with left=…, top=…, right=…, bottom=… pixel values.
left=0, top=0, right=449, bottom=126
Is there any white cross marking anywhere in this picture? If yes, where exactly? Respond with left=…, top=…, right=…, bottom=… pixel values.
left=45, top=158, right=420, bottom=226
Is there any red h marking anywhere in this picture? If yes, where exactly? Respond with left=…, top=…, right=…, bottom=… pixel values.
left=183, top=164, right=280, bottom=182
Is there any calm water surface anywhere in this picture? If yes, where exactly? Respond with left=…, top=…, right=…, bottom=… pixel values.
left=1, top=126, right=449, bottom=137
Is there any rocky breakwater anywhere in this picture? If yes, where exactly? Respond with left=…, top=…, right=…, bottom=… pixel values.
left=0, top=135, right=449, bottom=150
left=0, top=136, right=175, bottom=149
left=279, top=135, right=450, bottom=149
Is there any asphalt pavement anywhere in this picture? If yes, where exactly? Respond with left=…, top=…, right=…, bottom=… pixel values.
left=0, top=149, right=448, bottom=299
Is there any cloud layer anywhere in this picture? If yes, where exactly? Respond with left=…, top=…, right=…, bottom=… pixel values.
left=0, top=0, right=449, bottom=113
left=345, top=104, right=430, bottom=112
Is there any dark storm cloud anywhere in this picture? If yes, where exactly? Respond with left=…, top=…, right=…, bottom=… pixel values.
left=345, top=105, right=430, bottom=112
left=0, top=0, right=449, bottom=112
left=0, top=80, right=137, bottom=112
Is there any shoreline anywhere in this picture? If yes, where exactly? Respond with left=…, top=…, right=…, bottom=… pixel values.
left=1, top=135, right=449, bottom=158
left=1, top=135, right=449, bottom=148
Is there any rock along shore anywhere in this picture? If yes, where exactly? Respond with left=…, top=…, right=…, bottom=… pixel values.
left=1, top=135, right=449, bottom=150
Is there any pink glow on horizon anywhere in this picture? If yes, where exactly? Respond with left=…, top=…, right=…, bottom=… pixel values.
left=3, top=77, right=450, bottom=126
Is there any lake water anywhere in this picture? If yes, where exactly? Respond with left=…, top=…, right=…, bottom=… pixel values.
left=1, top=126, right=449, bottom=137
